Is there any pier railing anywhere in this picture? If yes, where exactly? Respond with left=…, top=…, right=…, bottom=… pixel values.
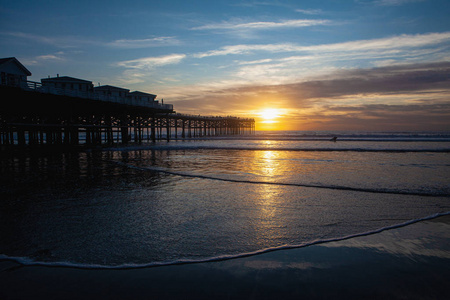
left=173, top=113, right=254, bottom=122
left=21, top=80, right=173, bottom=111
left=1, top=83, right=255, bottom=147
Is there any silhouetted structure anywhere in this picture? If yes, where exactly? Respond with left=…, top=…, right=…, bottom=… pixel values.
left=0, top=57, right=31, bottom=87
left=0, top=57, right=255, bottom=148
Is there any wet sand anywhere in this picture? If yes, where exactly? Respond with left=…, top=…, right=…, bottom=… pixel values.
left=1, top=215, right=449, bottom=300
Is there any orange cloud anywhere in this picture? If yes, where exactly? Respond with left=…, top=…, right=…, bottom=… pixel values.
left=169, top=61, right=450, bottom=131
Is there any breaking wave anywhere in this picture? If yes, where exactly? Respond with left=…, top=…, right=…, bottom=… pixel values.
left=1, top=212, right=449, bottom=270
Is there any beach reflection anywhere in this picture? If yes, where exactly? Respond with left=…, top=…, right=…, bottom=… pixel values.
left=322, top=217, right=450, bottom=259
left=3, top=145, right=449, bottom=267
left=259, top=151, right=278, bottom=177
left=241, top=260, right=330, bottom=270
left=250, top=151, right=290, bottom=244
left=254, top=150, right=280, bottom=214
left=251, top=150, right=285, bottom=180
left=224, top=216, right=450, bottom=274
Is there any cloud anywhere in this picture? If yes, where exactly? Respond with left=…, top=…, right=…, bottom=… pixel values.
left=106, top=36, right=181, bottom=49
left=195, top=32, right=450, bottom=58
left=194, top=43, right=299, bottom=58
left=115, top=70, right=148, bottom=85
left=300, top=103, right=450, bottom=131
left=36, top=54, right=64, bottom=61
left=307, top=32, right=450, bottom=52
left=114, top=54, right=187, bottom=86
left=191, top=32, right=450, bottom=88
left=295, top=9, right=323, bottom=15
left=2, top=31, right=97, bottom=48
left=116, top=54, right=186, bottom=70
left=23, top=53, right=66, bottom=66
left=271, top=61, right=450, bottom=101
left=167, top=61, right=450, bottom=130
left=237, top=59, right=274, bottom=65
left=192, top=19, right=330, bottom=31
left=355, top=0, right=424, bottom=5
left=232, top=1, right=292, bottom=8
left=2, top=31, right=181, bottom=50
left=170, top=61, right=450, bottom=103
left=373, top=0, right=425, bottom=6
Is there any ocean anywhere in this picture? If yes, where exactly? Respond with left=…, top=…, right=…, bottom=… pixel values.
left=1, top=131, right=449, bottom=268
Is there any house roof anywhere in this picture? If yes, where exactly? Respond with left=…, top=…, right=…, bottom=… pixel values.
left=0, top=57, right=32, bottom=76
left=94, top=85, right=130, bottom=92
left=129, top=91, right=157, bottom=97
left=41, top=76, right=93, bottom=84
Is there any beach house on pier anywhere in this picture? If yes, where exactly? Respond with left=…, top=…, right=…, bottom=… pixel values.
left=129, top=91, right=159, bottom=107
left=94, top=85, right=130, bottom=98
left=0, top=57, right=32, bottom=88
left=41, top=75, right=94, bottom=92
left=0, top=57, right=172, bottom=111
left=129, top=91, right=157, bottom=103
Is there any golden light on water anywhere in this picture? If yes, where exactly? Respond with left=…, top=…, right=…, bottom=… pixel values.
left=260, top=150, right=278, bottom=177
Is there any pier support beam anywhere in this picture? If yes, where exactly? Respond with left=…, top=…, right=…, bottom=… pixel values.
left=166, top=116, right=170, bottom=142
left=151, top=117, right=156, bottom=143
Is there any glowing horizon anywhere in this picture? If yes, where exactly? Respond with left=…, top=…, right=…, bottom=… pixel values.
left=1, top=1, right=449, bottom=131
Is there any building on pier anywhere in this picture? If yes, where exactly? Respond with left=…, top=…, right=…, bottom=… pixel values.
left=0, top=57, right=32, bottom=88
left=94, top=85, right=130, bottom=98
left=41, top=75, right=94, bottom=92
left=129, top=91, right=157, bottom=103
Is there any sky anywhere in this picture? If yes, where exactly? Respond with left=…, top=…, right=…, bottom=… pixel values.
left=1, top=0, right=450, bottom=131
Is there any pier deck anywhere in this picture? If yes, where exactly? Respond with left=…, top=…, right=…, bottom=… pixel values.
left=0, top=86, right=255, bottom=147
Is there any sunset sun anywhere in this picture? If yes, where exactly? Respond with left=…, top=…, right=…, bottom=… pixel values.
left=260, top=108, right=280, bottom=123
left=256, top=108, right=285, bottom=131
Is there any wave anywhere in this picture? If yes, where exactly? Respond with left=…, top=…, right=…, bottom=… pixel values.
left=186, top=137, right=450, bottom=143
left=254, top=130, right=450, bottom=140
left=150, top=136, right=450, bottom=142
left=106, top=144, right=450, bottom=153
left=142, top=130, right=450, bottom=141
left=1, top=211, right=449, bottom=270
left=109, top=161, right=450, bottom=197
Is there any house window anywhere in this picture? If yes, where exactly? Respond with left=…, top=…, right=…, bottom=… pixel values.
left=7, top=74, right=17, bottom=86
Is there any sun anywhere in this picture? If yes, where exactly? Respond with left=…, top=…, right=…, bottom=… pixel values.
left=260, top=108, right=280, bottom=123
left=256, top=108, right=287, bottom=131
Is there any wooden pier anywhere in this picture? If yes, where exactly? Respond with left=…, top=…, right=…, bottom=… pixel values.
left=0, top=86, right=255, bottom=148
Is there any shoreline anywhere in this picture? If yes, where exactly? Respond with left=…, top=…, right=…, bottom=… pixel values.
left=1, top=214, right=449, bottom=299
left=2, top=211, right=448, bottom=270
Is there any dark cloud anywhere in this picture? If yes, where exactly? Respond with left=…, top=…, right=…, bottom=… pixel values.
left=283, top=61, right=450, bottom=100
left=308, top=103, right=450, bottom=131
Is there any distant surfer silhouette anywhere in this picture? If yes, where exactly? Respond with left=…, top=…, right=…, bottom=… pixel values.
left=330, top=136, right=337, bottom=142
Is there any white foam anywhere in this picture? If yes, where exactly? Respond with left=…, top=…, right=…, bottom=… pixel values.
left=109, top=161, right=449, bottom=197
left=105, top=144, right=450, bottom=153
left=1, top=211, right=449, bottom=270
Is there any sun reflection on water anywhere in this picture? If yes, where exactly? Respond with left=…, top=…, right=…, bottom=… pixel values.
left=260, top=150, right=279, bottom=177
left=251, top=150, right=286, bottom=241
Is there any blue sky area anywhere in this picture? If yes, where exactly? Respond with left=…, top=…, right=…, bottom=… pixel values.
left=1, top=0, right=450, bottom=130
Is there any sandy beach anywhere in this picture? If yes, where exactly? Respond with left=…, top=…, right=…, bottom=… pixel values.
left=1, top=214, right=449, bottom=300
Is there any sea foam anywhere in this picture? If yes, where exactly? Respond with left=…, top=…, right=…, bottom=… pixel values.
left=1, top=211, right=449, bottom=270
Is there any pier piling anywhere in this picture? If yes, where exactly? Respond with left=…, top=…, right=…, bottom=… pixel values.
left=1, top=86, right=255, bottom=148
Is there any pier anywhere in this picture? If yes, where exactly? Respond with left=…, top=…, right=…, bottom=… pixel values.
left=0, top=57, right=254, bottom=148
left=0, top=86, right=255, bottom=147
